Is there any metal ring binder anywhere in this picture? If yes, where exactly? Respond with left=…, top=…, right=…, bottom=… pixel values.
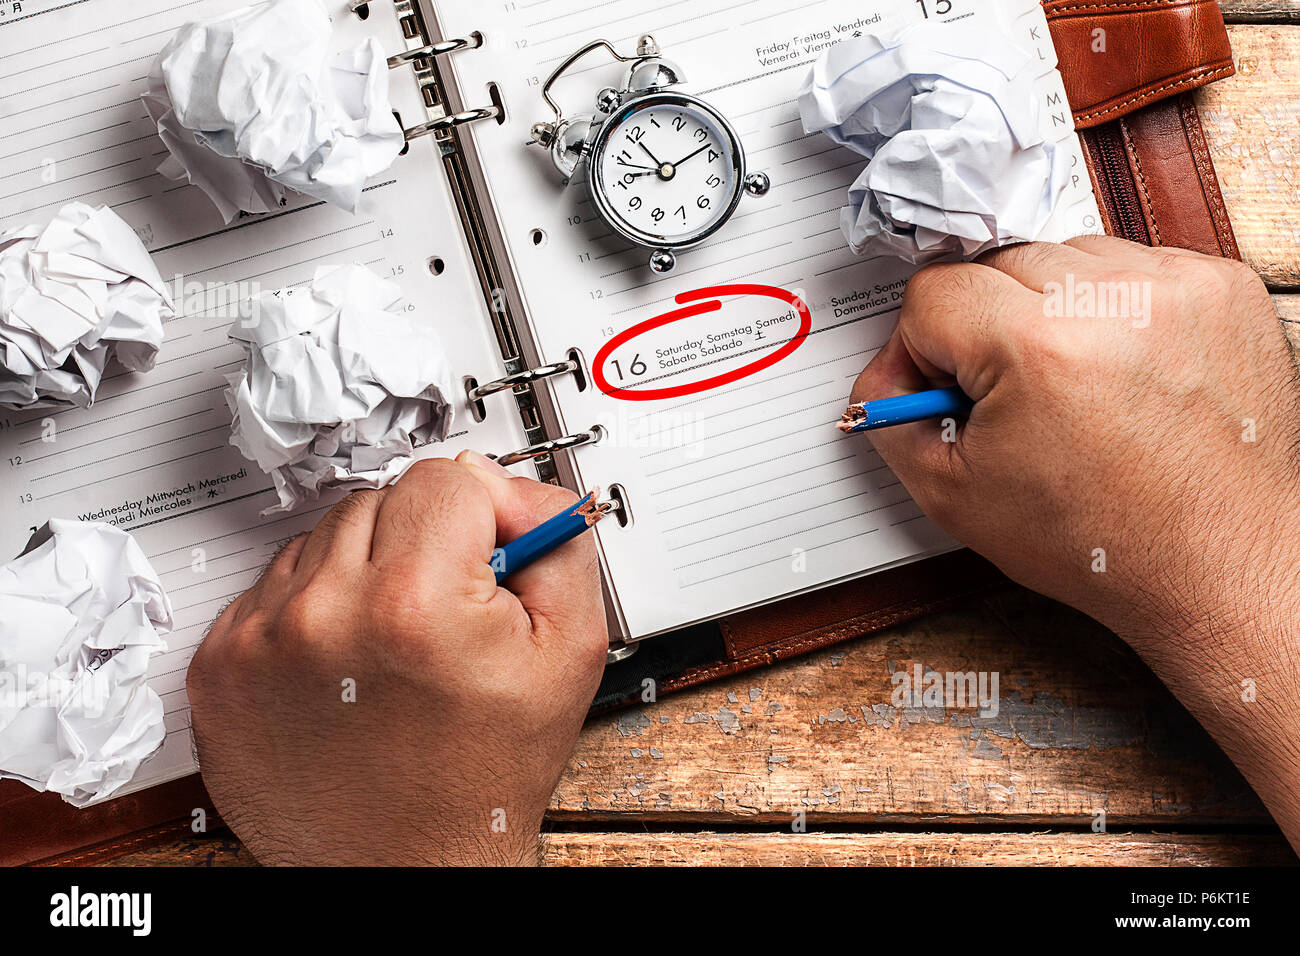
left=404, top=107, right=499, bottom=141
left=467, top=360, right=579, bottom=401
left=606, top=643, right=638, bottom=662
left=363, top=0, right=628, bottom=662
left=386, top=34, right=483, bottom=69
left=591, top=497, right=621, bottom=518
left=376, top=16, right=496, bottom=143
left=493, top=428, right=601, bottom=467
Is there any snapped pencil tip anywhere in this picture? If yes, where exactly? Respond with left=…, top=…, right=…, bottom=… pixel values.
left=836, top=387, right=972, bottom=433
left=493, top=489, right=607, bottom=584
left=573, top=487, right=611, bottom=526
left=837, top=403, right=867, bottom=433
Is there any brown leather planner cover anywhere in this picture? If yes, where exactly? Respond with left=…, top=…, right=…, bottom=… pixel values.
left=2, top=0, right=1242, bottom=865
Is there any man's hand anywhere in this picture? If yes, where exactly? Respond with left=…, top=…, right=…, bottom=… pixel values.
left=186, top=453, right=608, bottom=865
left=852, top=236, right=1300, bottom=846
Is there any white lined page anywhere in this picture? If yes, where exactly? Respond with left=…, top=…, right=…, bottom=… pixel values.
left=0, top=0, right=530, bottom=795
left=438, top=0, right=1103, bottom=639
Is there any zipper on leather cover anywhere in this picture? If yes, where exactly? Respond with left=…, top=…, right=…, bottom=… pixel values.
left=1085, top=122, right=1151, bottom=245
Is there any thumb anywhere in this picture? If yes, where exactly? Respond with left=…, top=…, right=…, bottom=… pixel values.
left=848, top=324, right=963, bottom=486
left=456, top=451, right=607, bottom=659
left=846, top=261, right=1030, bottom=497
left=849, top=315, right=939, bottom=405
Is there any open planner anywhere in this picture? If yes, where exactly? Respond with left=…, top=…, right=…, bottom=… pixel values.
left=0, top=0, right=1101, bottom=796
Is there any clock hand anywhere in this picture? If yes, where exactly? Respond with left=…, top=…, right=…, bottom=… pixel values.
left=615, top=157, right=655, bottom=171
left=634, top=139, right=676, bottom=171
left=636, top=140, right=666, bottom=167
left=636, top=139, right=685, bottom=181
left=670, top=144, right=710, bottom=168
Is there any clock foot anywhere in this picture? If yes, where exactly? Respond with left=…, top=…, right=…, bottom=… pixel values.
left=649, top=249, right=675, bottom=273
left=744, top=171, right=771, bottom=196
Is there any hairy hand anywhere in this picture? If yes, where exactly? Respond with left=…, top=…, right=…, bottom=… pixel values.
left=186, top=454, right=607, bottom=865
left=852, top=236, right=1300, bottom=846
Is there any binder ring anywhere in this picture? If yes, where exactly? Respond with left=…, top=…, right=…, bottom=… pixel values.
left=606, top=642, right=639, bottom=663
left=404, top=107, right=499, bottom=141
left=493, top=428, right=601, bottom=466
left=587, top=497, right=621, bottom=519
left=468, top=359, right=579, bottom=401
left=386, top=34, right=483, bottom=69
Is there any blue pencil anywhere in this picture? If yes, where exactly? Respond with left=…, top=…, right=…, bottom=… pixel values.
left=837, top=386, right=974, bottom=433
left=491, top=490, right=610, bottom=584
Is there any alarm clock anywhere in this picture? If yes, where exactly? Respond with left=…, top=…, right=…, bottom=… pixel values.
left=529, top=35, right=770, bottom=274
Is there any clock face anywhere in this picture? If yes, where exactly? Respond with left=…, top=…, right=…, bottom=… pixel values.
left=592, top=93, right=742, bottom=247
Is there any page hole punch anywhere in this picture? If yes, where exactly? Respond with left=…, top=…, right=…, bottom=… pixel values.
left=566, top=347, right=590, bottom=392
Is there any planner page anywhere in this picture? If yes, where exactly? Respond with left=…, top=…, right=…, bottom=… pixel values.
left=434, top=0, right=1103, bottom=640
left=0, top=0, right=529, bottom=794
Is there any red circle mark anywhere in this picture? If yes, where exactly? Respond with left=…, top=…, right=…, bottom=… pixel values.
left=592, top=284, right=812, bottom=402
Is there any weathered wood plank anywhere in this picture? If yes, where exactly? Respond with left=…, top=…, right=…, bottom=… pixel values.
left=551, top=590, right=1271, bottom=825
left=105, top=828, right=1294, bottom=866
left=1196, top=27, right=1300, bottom=288
left=103, top=833, right=255, bottom=868
left=539, top=831, right=1296, bottom=866
left=1219, top=0, right=1300, bottom=24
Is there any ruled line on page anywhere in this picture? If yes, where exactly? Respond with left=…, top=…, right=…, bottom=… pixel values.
left=665, top=479, right=882, bottom=551
left=672, top=494, right=911, bottom=573
left=682, top=527, right=882, bottom=587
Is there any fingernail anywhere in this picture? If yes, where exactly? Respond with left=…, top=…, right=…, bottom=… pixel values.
left=458, top=449, right=512, bottom=477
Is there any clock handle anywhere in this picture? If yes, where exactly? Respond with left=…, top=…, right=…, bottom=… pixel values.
left=538, top=38, right=640, bottom=124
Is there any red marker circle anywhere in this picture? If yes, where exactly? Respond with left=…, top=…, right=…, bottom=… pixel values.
left=592, top=284, right=812, bottom=402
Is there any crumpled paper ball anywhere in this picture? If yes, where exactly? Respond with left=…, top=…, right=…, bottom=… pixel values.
left=798, top=20, right=1071, bottom=263
left=224, top=262, right=455, bottom=514
left=142, top=0, right=406, bottom=223
left=0, top=520, right=172, bottom=808
left=0, top=202, right=173, bottom=409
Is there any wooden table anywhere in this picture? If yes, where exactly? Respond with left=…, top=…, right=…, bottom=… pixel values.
left=112, top=3, right=1300, bottom=866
